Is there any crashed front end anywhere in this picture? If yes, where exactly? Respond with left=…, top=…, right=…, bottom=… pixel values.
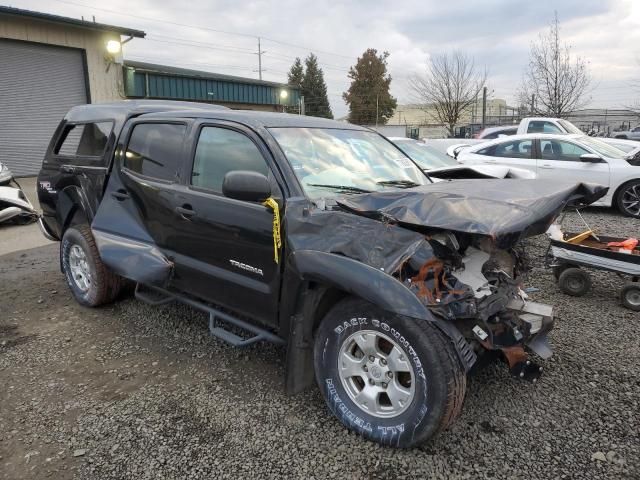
left=395, top=231, right=553, bottom=380
left=331, top=179, right=607, bottom=380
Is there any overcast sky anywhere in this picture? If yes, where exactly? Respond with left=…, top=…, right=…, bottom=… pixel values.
left=14, top=0, right=640, bottom=117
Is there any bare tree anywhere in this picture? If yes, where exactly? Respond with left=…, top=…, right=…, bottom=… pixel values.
left=519, top=13, right=591, bottom=117
left=409, top=52, right=487, bottom=137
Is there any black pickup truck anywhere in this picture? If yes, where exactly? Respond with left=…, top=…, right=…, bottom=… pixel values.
left=37, top=100, right=605, bottom=447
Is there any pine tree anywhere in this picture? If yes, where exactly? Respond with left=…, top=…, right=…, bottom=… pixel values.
left=301, top=54, right=333, bottom=119
left=287, top=57, right=304, bottom=88
left=343, top=49, right=397, bottom=125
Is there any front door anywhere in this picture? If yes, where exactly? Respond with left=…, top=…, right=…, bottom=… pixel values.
left=535, top=138, right=610, bottom=186
left=167, top=122, right=283, bottom=327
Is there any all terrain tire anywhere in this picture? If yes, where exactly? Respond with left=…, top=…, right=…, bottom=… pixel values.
left=314, top=297, right=466, bottom=448
left=61, top=225, right=124, bottom=307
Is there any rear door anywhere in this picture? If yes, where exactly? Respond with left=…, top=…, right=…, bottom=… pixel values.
left=535, top=138, right=610, bottom=186
left=474, top=138, right=536, bottom=173
left=166, top=121, right=283, bottom=326
left=91, top=120, right=190, bottom=286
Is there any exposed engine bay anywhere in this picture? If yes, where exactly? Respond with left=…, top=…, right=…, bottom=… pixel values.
left=395, top=231, right=553, bottom=380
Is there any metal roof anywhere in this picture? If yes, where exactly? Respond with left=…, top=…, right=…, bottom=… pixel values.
left=125, top=61, right=293, bottom=89
left=0, top=6, right=146, bottom=38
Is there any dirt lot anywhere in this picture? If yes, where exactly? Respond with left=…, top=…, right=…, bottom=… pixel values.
left=1, top=209, right=638, bottom=480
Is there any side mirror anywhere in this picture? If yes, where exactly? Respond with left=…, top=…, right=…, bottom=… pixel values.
left=222, top=170, right=271, bottom=202
left=580, top=153, right=602, bottom=163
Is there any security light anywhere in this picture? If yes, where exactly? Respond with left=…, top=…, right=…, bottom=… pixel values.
left=106, top=40, right=121, bottom=55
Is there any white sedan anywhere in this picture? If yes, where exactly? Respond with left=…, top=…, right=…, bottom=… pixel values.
left=457, top=134, right=640, bottom=217
left=388, top=138, right=535, bottom=180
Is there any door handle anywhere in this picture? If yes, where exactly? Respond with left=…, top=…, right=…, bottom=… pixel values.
left=539, top=164, right=554, bottom=169
left=176, top=204, right=196, bottom=219
left=111, top=189, right=130, bottom=201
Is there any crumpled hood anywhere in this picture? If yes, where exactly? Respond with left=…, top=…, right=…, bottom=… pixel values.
left=427, top=164, right=536, bottom=180
left=336, top=179, right=607, bottom=247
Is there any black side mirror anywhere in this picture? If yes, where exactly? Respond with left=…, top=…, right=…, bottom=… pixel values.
left=580, top=153, right=602, bottom=163
left=222, top=170, right=271, bottom=202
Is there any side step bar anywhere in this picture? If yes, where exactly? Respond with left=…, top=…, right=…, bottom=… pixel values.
left=134, top=284, right=285, bottom=347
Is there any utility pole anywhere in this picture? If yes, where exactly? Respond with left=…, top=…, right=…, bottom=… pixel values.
left=375, top=94, right=379, bottom=127
left=257, top=37, right=264, bottom=80
left=481, top=86, right=487, bottom=128
left=299, top=95, right=305, bottom=116
left=530, top=94, right=535, bottom=115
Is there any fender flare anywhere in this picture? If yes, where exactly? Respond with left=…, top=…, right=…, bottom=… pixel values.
left=57, top=185, right=94, bottom=232
left=284, top=250, right=476, bottom=395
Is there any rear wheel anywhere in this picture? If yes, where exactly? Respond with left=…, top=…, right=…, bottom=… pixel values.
left=61, top=225, right=125, bottom=307
left=314, top=298, right=466, bottom=447
left=558, top=267, right=591, bottom=297
left=621, top=283, right=640, bottom=311
left=616, top=180, right=640, bottom=218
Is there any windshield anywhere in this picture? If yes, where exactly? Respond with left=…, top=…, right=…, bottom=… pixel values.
left=579, top=136, right=628, bottom=158
left=269, top=128, right=430, bottom=198
left=392, top=140, right=457, bottom=169
left=607, top=142, right=637, bottom=154
left=558, top=119, right=584, bottom=135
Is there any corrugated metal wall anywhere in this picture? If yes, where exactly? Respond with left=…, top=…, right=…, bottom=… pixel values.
left=0, top=39, right=88, bottom=176
left=124, top=68, right=299, bottom=107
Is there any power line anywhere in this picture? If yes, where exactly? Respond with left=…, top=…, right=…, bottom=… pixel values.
left=49, top=0, right=356, bottom=60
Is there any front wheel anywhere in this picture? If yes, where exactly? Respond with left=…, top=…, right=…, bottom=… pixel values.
left=314, top=298, right=466, bottom=448
left=616, top=180, right=640, bottom=218
left=61, top=225, right=125, bottom=307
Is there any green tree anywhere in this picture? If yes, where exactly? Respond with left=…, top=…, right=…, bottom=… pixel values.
left=287, top=57, right=304, bottom=88
left=301, top=54, right=333, bottom=118
left=343, top=49, right=397, bottom=125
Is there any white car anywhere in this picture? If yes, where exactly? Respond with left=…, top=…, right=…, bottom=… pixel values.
left=388, top=138, right=535, bottom=180
left=457, top=134, right=640, bottom=217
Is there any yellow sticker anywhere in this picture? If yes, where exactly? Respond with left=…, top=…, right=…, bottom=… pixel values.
left=262, top=197, right=282, bottom=264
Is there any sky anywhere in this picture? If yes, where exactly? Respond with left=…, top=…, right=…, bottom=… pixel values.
left=11, top=0, right=640, bottom=118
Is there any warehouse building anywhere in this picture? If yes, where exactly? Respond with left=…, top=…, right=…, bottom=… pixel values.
left=0, top=6, right=146, bottom=176
left=123, top=61, right=300, bottom=113
left=0, top=7, right=300, bottom=176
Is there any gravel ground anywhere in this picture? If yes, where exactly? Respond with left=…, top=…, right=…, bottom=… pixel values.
left=0, top=208, right=638, bottom=480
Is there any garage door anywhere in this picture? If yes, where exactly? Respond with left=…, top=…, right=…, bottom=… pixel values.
left=0, top=39, right=88, bottom=176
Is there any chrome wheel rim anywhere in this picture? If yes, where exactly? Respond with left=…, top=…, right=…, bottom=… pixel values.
left=68, top=244, right=91, bottom=292
left=621, top=185, right=640, bottom=216
left=337, top=330, right=415, bottom=418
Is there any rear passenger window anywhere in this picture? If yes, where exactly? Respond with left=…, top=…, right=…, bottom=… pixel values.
left=124, top=123, right=186, bottom=181
left=56, top=122, right=113, bottom=157
left=527, top=121, right=562, bottom=134
left=191, top=127, right=269, bottom=194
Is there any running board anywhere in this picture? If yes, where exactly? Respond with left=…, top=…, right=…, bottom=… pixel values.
left=134, top=284, right=284, bottom=347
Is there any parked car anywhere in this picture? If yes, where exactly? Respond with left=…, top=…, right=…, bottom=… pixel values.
left=612, top=125, right=640, bottom=140
left=389, top=137, right=535, bottom=179
left=38, top=101, right=605, bottom=447
left=516, top=117, right=584, bottom=135
left=0, top=161, right=37, bottom=225
left=473, top=125, right=518, bottom=139
left=457, top=133, right=640, bottom=217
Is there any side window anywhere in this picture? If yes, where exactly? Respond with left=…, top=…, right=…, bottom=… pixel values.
left=493, top=139, right=533, bottom=158
left=528, top=121, right=562, bottom=134
left=477, top=145, right=497, bottom=156
left=191, top=127, right=269, bottom=195
left=540, top=140, right=590, bottom=162
left=124, top=123, right=186, bottom=181
left=55, top=122, right=113, bottom=157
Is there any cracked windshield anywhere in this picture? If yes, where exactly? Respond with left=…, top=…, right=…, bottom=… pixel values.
left=269, top=127, right=429, bottom=198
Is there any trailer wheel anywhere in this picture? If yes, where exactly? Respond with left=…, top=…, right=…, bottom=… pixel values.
left=552, top=264, right=572, bottom=281
left=621, top=283, right=640, bottom=311
left=558, top=267, right=591, bottom=297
